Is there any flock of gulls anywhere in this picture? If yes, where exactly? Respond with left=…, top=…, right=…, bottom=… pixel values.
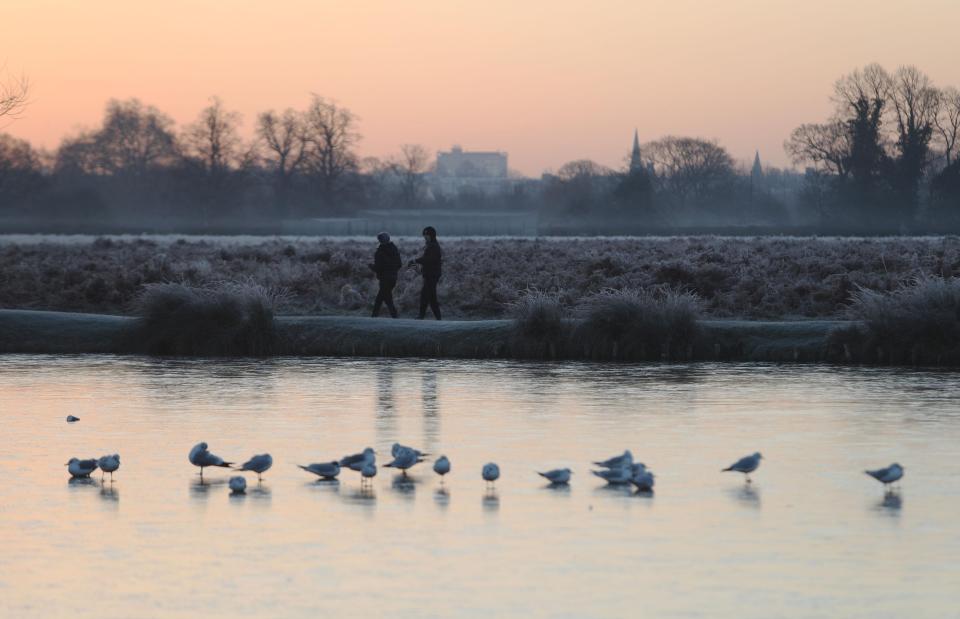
left=64, top=414, right=906, bottom=496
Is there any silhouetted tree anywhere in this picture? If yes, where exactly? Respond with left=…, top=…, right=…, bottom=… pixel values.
left=391, top=144, right=430, bottom=206
left=645, top=136, right=736, bottom=206
left=0, top=72, right=28, bottom=120
left=887, top=66, right=938, bottom=222
left=933, top=87, right=960, bottom=168
left=0, top=133, right=45, bottom=211
left=302, top=95, right=360, bottom=211
left=257, top=108, right=308, bottom=214
left=785, top=121, right=850, bottom=178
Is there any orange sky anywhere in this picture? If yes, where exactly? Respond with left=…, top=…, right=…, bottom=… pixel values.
left=4, top=0, right=959, bottom=175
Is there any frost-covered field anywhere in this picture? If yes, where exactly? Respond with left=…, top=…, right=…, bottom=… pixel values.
left=1, top=235, right=958, bottom=319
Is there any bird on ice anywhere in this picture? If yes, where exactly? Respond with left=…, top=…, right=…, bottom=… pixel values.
left=593, top=450, right=633, bottom=469
left=361, top=461, right=377, bottom=487
left=188, top=442, right=234, bottom=479
left=229, top=476, right=247, bottom=494
left=384, top=446, right=424, bottom=476
left=66, top=415, right=80, bottom=423
left=392, top=442, right=429, bottom=459
left=865, top=463, right=904, bottom=490
left=538, top=468, right=572, bottom=485
left=237, top=453, right=273, bottom=482
left=722, top=452, right=763, bottom=482
left=339, top=448, right=376, bottom=472
left=433, top=455, right=451, bottom=480
left=66, top=458, right=98, bottom=478
left=591, top=460, right=640, bottom=484
left=298, top=461, right=341, bottom=480
left=97, top=454, right=120, bottom=482
left=482, top=462, right=500, bottom=486
left=629, top=464, right=655, bottom=492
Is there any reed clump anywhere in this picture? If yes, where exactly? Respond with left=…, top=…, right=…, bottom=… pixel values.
left=131, top=281, right=285, bottom=356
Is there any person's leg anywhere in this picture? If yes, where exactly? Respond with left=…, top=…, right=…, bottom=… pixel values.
left=428, top=278, right=441, bottom=320
left=384, top=279, right=398, bottom=318
left=372, top=281, right=386, bottom=317
left=418, top=280, right=428, bottom=319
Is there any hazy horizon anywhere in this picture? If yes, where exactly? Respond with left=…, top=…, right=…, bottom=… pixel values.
left=5, top=0, right=960, bottom=175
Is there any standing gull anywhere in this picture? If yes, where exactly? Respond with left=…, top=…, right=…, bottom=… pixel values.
left=865, top=463, right=904, bottom=491
left=66, top=458, right=98, bottom=479
left=97, top=454, right=120, bottom=482
left=340, top=448, right=376, bottom=472
left=299, top=461, right=341, bottom=480
left=188, top=442, right=234, bottom=479
left=393, top=442, right=430, bottom=459
left=593, top=450, right=633, bottom=469
left=361, top=461, right=377, bottom=487
left=538, top=468, right=572, bottom=485
left=229, top=476, right=247, bottom=494
left=433, top=455, right=451, bottom=481
left=482, top=462, right=500, bottom=487
left=384, top=446, right=424, bottom=476
left=722, top=452, right=763, bottom=483
left=237, top=453, right=273, bottom=482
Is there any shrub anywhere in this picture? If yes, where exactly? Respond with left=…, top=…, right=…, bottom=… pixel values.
left=507, top=288, right=566, bottom=341
left=577, top=287, right=701, bottom=360
left=131, top=281, right=285, bottom=356
left=847, top=275, right=960, bottom=363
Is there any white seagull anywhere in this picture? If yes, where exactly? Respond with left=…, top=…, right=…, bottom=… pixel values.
left=392, top=442, right=429, bottom=459
left=384, top=446, right=424, bottom=476
left=629, top=465, right=655, bottom=492
left=229, top=476, right=247, bottom=494
left=237, top=453, right=273, bottom=482
left=97, top=454, right=120, bottom=482
left=593, top=450, right=633, bottom=469
left=188, top=442, right=234, bottom=479
left=722, top=452, right=763, bottom=482
left=865, top=463, right=904, bottom=490
left=299, top=461, right=341, bottom=480
left=433, top=455, right=451, bottom=480
left=339, top=448, right=376, bottom=472
left=538, top=468, right=572, bottom=484
left=482, top=462, right=500, bottom=486
left=66, top=457, right=98, bottom=478
left=361, top=461, right=377, bottom=487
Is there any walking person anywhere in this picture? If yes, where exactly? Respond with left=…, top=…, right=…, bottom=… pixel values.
left=369, top=232, right=402, bottom=318
left=410, top=226, right=442, bottom=320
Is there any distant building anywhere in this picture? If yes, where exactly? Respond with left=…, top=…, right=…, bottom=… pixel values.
left=429, top=145, right=513, bottom=197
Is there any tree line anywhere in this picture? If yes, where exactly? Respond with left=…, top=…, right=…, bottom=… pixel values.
left=786, top=64, right=960, bottom=231
left=1, top=63, right=959, bottom=233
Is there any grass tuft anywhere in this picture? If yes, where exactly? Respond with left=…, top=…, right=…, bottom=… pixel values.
left=131, top=281, right=286, bottom=356
left=576, top=287, right=702, bottom=360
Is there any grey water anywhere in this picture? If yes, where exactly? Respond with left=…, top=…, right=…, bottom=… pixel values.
left=1, top=356, right=958, bottom=618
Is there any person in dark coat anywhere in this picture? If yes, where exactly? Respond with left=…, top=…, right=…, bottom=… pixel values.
left=410, top=226, right=442, bottom=320
left=369, top=232, right=402, bottom=318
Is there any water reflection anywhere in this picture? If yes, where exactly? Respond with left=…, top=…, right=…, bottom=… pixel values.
left=189, top=477, right=228, bottom=500
left=66, top=477, right=98, bottom=489
left=422, top=368, right=440, bottom=453
left=482, top=490, right=500, bottom=512
left=726, top=484, right=761, bottom=508
left=391, top=474, right=418, bottom=499
left=375, top=365, right=397, bottom=442
left=249, top=486, right=272, bottom=504
left=542, top=482, right=572, bottom=495
left=873, top=492, right=903, bottom=517
left=592, top=483, right=634, bottom=498
left=433, top=487, right=450, bottom=509
left=99, top=484, right=119, bottom=502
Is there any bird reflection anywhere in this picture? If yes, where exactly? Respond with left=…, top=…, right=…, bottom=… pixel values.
left=67, top=477, right=98, bottom=489
left=592, top=483, right=634, bottom=498
left=726, top=484, right=761, bottom=508
left=392, top=474, right=418, bottom=499
left=874, top=492, right=903, bottom=516
left=422, top=368, right=440, bottom=454
left=189, top=477, right=228, bottom=499
left=99, top=484, right=119, bottom=502
left=306, top=479, right=341, bottom=494
left=482, top=490, right=500, bottom=512
left=543, top=482, right=572, bottom=495
left=434, top=486, right=450, bottom=509
left=249, top=486, right=272, bottom=504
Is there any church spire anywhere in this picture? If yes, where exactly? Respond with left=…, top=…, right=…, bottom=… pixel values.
left=629, top=129, right=643, bottom=173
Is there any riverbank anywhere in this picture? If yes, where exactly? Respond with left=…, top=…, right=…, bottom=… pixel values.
left=0, top=309, right=860, bottom=363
